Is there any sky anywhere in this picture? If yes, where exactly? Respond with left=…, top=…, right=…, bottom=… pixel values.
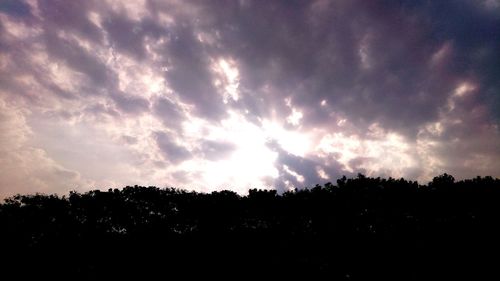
left=0, top=0, right=499, bottom=197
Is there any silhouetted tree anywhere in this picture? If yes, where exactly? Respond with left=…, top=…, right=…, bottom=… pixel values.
left=1, top=174, right=500, bottom=279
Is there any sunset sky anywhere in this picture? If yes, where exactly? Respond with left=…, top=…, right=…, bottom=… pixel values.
left=1, top=0, right=499, bottom=197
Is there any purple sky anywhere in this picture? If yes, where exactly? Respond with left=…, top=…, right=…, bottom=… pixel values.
left=1, top=0, right=499, bottom=197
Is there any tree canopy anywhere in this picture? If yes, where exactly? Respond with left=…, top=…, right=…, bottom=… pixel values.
left=1, top=174, right=500, bottom=279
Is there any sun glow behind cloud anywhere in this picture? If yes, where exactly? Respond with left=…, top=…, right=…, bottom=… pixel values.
left=262, top=120, right=311, bottom=157
left=179, top=111, right=279, bottom=192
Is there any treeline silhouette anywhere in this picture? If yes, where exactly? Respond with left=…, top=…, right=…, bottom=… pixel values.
left=1, top=174, right=500, bottom=279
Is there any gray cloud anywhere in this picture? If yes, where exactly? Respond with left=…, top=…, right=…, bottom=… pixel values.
left=43, top=31, right=111, bottom=88
left=152, top=97, right=185, bottom=130
left=38, top=0, right=103, bottom=43
left=110, top=91, right=150, bottom=114
left=198, top=140, right=236, bottom=161
left=102, top=13, right=146, bottom=59
left=267, top=140, right=345, bottom=192
left=0, top=0, right=31, bottom=18
left=153, top=131, right=191, bottom=164
left=159, top=26, right=226, bottom=120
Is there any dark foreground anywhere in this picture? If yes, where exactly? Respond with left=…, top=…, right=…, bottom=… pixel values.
left=1, top=174, right=500, bottom=279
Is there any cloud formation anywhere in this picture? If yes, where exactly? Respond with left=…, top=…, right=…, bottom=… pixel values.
left=1, top=0, right=499, bottom=197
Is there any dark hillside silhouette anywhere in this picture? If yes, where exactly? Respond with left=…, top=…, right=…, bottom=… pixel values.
left=1, top=174, right=500, bottom=279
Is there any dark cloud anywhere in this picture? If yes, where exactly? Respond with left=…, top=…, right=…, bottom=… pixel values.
left=267, top=140, right=345, bottom=192
left=110, top=91, right=150, bottom=114
left=153, top=131, right=191, bottom=164
left=102, top=13, right=146, bottom=59
left=0, top=0, right=31, bottom=17
left=44, top=31, right=111, bottom=88
left=171, top=0, right=498, bottom=139
left=399, top=0, right=500, bottom=120
left=38, top=0, right=103, bottom=43
left=153, top=97, right=185, bottom=130
left=159, top=25, right=226, bottom=120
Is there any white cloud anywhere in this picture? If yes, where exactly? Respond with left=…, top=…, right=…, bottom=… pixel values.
left=0, top=98, right=87, bottom=198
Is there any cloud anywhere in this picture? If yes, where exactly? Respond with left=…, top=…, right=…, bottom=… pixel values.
left=0, top=0, right=499, bottom=196
left=153, top=131, right=191, bottom=164
left=0, top=0, right=31, bottom=18
left=266, top=139, right=346, bottom=191
left=416, top=82, right=500, bottom=179
left=43, top=31, right=112, bottom=89
left=198, top=140, right=236, bottom=161
left=110, top=90, right=150, bottom=114
left=102, top=11, right=147, bottom=59
left=152, top=97, right=185, bottom=130
left=0, top=99, right=86, bottom=198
